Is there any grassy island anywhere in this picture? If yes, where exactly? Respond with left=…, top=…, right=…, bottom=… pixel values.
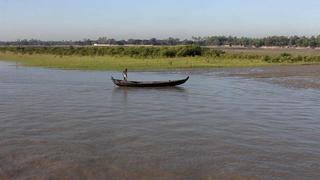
left=1, top=46, right=320, bottom=71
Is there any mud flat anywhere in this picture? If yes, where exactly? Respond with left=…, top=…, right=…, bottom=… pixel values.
left=227, top=65, right=320, bottom=89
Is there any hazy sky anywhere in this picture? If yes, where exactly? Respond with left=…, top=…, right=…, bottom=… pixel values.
left=1, top=0, right=320, bottom=41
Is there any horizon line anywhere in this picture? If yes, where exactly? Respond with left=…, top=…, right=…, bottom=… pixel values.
left=2, top=34, right=320, bottom=42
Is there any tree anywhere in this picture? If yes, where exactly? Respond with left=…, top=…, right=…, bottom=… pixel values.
left=165, top=37, right=180, bottom=46
left=97, top=37, right=108, bottom=44
left=309, top=36, right=317, bottom=48
left=317, top=35, right=320, bottom=47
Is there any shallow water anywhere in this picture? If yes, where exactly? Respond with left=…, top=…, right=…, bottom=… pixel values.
left=0, top=61, right=320, bottom=180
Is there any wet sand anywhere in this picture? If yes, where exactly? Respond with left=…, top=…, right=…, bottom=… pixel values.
left=226, top=65, right=320, bottom=89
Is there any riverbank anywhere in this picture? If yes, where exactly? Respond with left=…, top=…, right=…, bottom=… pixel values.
left=0, top=52, right=316, bottom=71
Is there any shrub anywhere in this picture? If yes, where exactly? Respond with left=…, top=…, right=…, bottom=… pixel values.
left=202, top=48, right=225, bottom=57
left=176, top=45, right=202, bottom=57
left=263, top=55, right=271, bottom=62
left=160, top=47, right=177, bottom=57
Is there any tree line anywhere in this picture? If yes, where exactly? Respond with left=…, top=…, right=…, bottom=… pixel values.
left=1, top=35, right=320, bottom=47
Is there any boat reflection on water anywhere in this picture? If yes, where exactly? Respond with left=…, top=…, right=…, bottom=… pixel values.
left=111, top=86, right=188, bottom=105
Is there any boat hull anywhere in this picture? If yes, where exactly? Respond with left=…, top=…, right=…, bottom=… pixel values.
left=111, top=76, right=189, bottom=87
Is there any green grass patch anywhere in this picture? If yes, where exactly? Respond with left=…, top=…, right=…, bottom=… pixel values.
left=0, top=51, right=319, bottom=71
left=0, top=52, right=272, bottom=71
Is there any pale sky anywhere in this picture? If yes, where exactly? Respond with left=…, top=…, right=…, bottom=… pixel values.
left=1, top=0, right=320, bottom=41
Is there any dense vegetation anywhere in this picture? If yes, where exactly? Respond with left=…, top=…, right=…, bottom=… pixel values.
left=1, top=35, right=320, bottom=47
left=1, top=46, right=320, bottom=64
left=0, top=45, right=225, bottom=58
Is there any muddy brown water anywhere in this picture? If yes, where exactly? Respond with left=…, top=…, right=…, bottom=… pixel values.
left=0, top=61, right=320, bottom=180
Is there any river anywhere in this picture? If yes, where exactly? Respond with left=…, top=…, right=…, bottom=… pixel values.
left=0, top=61, right=319, bottom=180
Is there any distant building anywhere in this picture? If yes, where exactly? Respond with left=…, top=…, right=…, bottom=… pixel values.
left=93, top=43, right=111, bottom=47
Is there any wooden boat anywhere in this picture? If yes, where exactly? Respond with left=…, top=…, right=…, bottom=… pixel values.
left=111, top=76, right=189, bottom=87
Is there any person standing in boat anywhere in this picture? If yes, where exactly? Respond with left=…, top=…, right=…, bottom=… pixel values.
left=122, top=68, right=128, bottom=81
